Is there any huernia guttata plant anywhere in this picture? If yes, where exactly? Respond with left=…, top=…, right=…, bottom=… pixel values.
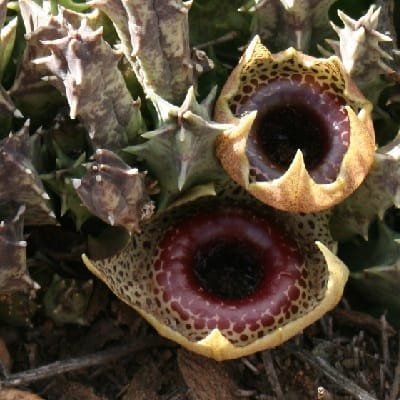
left=0, top=0, right=399, bottom=361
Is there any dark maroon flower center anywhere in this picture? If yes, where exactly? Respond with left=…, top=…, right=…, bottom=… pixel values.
left=255, top=102, right=330, bottom=170
left=236, top=79, right=350, bottom=183
left=153, top=208, right=306, bottom=338
left=193, top=239, right=263, bottom=299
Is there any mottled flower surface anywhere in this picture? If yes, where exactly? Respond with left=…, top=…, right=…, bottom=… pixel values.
left=83, top=186, right=348, bottom=360
left=215, top=36, right=375, bottom=213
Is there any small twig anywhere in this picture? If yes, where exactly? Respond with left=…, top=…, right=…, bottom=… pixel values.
left=161, top=386, right=189, bottom=400
left=390, top=364, right=400, bottom=400
left=357, top=370, right=374, bottom=394
left=194, top=31, right=239, bottom=50
left=353, top=346, right=360, bottom=371
left=0, top=360, right=9, bottom=380
left=261, top=351, right=284, bottom=400
left=389, top=334, right=400, bottom=400
left=319, top=315, right=334, bottom=340
left=234, top=388, right=256, bottom=397
left=241, top=357, right=260, bottom=375
left=381, top=315, right=390, bottom=371
left=332, top=308, right=396, bottom=337
left=379, top=364, right=385, bottom=399
left=0, top=336, right=169, bottom=387
left=380, top=314, right=391, bottom=399
left=286, top=344, right=378, bottom=400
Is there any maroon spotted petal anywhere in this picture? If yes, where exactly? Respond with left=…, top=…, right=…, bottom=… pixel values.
left=82, top=190, right=348, bottom=360
left=153, top=208, right=305, bottom=342
left=214, top=36, right=375, bottom=213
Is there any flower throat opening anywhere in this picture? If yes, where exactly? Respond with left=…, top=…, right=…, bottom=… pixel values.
left=252, top=102, right=331, bottom=172
left=192, top=239, right=263, bottom=300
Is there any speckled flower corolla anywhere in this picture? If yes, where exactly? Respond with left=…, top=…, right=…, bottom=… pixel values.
left=83, top=188, right=348, bottom=360
left=214, top=36, right=375, bottom=213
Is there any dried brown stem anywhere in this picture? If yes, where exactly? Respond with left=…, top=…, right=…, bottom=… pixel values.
left=0, top=336, right=169, bottom=387
left=261, top=351, right=284, bottom=400
left=389, top=334, right=400, bottom=400
left=160, top=387, right=189, bottom=400
left=286, top=344, right=378, bottom=400
left=332, top=308, right=396, bottom=337
left=381, top=315, right=390, bottom=370
left=241, top=358, right=260, bottom=375
left=194, top=31, right=239, bottom=50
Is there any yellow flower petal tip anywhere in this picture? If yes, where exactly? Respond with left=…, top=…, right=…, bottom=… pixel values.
left=214, top=36, right=375, bottom=213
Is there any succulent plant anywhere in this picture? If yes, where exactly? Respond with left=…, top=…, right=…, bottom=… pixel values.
left=0, top=123, right=55, bottom=225
left=322, top=5, right=397, bottom=107
left=20, top=0, right=144, bottom=150
left=43, top=274, right=93, bottom=325
left=0, top=0, right=399, bottom=364
left=244, top=0, right=336, bottom=54
left=124, top=87, right=230, bottom=208
left=90, top=0, right=194, bottom=105
left=338, top=219, right=400, bottom=325
left=324, top=6, right=394, bottom=84
left=72, top=149, right=154, bottom=233
left=331, top=133, right=400, bottom=240
left=0, top=203, right=34, bottom=293
left=0, top=0, right=18, bottom=135
left=351, top=265, right=400, bottom=324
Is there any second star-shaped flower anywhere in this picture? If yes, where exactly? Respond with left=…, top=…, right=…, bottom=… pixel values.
left=214, top=36, right=375, bottom=213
